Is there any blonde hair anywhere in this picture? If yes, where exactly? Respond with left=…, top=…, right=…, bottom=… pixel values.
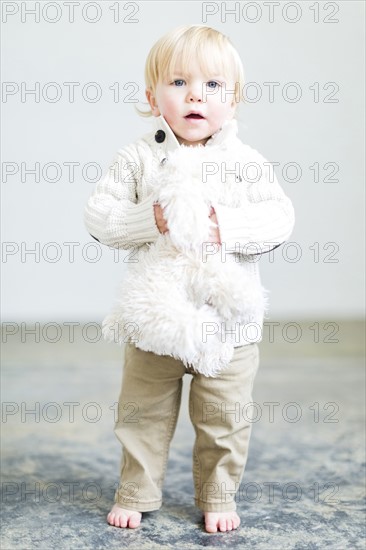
left=137, top=25, right=245, bottom=117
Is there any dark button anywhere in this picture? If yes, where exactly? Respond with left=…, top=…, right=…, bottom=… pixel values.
left=155, top=130, right=166, bottom=143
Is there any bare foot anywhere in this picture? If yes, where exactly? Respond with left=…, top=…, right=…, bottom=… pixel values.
left=107, top=504, right=142, bottom=528
left=204, top=511, right=240, bottom=533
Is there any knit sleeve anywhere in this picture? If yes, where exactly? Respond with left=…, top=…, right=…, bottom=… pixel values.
left=83, top=144, right=159, bottom=249
left=213, top=149, right=295, bottom=255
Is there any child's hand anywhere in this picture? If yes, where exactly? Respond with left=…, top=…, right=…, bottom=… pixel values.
left=208, top=207, right=221, bottom=244
left=154, top=203, right=169, bottom=234
left=154, top=203, right=220, bottom=243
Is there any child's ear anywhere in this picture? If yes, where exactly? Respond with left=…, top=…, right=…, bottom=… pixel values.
left=146, top=89, right=161, bottom=117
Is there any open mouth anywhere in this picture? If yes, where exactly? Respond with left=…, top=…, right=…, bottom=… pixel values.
left=185, top=113, right=204, bottom=119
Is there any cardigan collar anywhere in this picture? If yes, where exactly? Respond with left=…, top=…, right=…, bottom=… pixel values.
left=151, top=115, right=238, bottom=155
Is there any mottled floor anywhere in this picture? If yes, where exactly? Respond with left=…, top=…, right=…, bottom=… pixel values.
left=1, top=321, right=365, bottom=549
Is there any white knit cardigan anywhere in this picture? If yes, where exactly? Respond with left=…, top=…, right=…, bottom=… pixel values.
left=84, top=116, right=295, bottom=348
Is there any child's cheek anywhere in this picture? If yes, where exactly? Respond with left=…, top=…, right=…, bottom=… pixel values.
left=165, top=96, right=180, bottom=117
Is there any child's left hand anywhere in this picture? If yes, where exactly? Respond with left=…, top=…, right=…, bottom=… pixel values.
left=208, top=207, right=221, bottom=244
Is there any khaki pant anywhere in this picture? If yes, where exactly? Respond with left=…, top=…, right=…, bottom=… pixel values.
left=113, top=342, right=260, bottom=513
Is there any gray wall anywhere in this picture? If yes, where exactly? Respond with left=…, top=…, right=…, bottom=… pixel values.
left=2, top=1, right=365, bottom=321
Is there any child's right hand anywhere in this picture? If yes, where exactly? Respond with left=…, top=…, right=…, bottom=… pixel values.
left=153, top=203, right=169, bottom=234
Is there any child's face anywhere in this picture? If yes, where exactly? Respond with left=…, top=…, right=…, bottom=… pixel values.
left=146, top=59, right=237, bottom=146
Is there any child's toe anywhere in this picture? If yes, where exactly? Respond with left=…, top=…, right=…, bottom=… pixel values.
left=219, top=518, right=228, bottom=531
left=128, top=513, right=141, bottom=528
left=107, top=512, right=114, bottom=525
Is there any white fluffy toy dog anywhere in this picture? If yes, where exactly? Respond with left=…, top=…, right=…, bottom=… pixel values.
left=102, top=145, right=267, bottom=377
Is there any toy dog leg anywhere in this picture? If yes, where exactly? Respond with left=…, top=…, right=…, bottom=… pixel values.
left=103, top=266, right=234, bottom=375
left=192, top=254, right=264, bottom=323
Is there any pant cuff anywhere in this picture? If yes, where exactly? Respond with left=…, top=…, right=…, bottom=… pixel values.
left=114, top=496, right=162, bottom=513
left=195, top=498, right=237, bottom=513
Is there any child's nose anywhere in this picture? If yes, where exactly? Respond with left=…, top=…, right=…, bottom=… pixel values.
left=187, top=84, right=203, bottom=102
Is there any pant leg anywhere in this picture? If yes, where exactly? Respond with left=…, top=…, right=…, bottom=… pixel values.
left=189, top=343, right=260, bottom=512
left=113, top=343, right=186, bottom=512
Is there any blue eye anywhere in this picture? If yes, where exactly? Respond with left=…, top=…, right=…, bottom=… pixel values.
left=207, top=81, right=219, bottom=89
left=173, top=79, right=185, bottom=86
